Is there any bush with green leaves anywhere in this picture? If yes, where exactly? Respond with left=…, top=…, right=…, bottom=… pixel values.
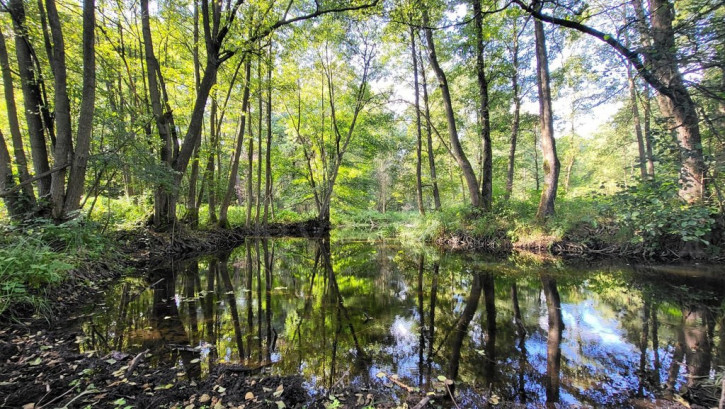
left=0, top=236, right=72, bottom=317
left=604, top=180, right=716, bottom=252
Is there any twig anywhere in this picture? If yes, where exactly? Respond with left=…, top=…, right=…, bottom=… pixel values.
left=389, top=376, right=415, bottom=393
left=59, top=386, right=100, bottom=409
left=330, top=369, right=350, bottom=390
left=412, top=396, right=432, bottom=409
left=37, top=383, right=77, bottom=409
left=719, top=378, right=724, bottom=409
left=126, top=348, right=150, bottom=377
left=444, top=382, right=460, bottom=409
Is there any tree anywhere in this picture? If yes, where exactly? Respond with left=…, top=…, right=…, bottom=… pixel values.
left=532, top=2, right=560, bottom=219
left=513, top=0, right=707, bottom=203
left=422, top=7, right=483, bottom=209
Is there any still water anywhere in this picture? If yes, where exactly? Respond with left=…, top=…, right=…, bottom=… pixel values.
left=81, top=238, right=725, bottom=407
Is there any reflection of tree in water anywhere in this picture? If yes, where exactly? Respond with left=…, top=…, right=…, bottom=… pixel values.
left=540, top=273, right=563, bottom=407
left=447, top=272, right=482, bottom=395
left=147, top=261, right=202, bottom=379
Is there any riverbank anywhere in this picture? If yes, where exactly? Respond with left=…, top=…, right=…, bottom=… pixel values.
left=1, top=221, right=720, bottom=408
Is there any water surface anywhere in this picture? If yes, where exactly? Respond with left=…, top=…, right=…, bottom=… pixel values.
left=81, top=238, right=725, bottom=407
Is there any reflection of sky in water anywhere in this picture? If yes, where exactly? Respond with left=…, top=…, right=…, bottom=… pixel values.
left=82, top=239, right=725, bottom=408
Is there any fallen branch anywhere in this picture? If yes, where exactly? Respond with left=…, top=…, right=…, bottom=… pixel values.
left=126, top=348, right=150, bottom=377
left=412, top=396, right=432, bottom=409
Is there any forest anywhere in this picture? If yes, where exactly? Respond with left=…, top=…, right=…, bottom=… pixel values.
left=0, top=0, right=724, bottom=408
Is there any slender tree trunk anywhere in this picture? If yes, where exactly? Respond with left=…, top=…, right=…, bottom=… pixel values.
left=208, top=97, right=219, bottom=223
left=473, top=0, right=492, bottom=210
left=219, top=61, right=251, bottom=228
left=255, top=55, right=264, bottom=229
left=63, top=0, right=96, bottom=215
left=263, top=41, right=273, bottom=226
left=506, top=20, right=521, bottom=200
left=185, top=1, right=203, bottom=227
left=246, top=101, right=255, bottom=229
left=533, top=11, right=560, bottom=219
left=642, top=84, right=655, bottom=179
left=628, top=61, right=648, bottom=180
left=422, top=9, right=482, bottom=209
left=533, top=128, right=540, bottom=191
left=9, top=0, right=52, bottom=198
left=411, top=27, right=425, bottom=215
left=418, top=42, right=441, bottom=211
left=0, top=27, right=34, bottom=205
left=44, top=0, right=73, bottom=219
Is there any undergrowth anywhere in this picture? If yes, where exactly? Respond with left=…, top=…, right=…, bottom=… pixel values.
left=0, top=217, right=111, bottom=320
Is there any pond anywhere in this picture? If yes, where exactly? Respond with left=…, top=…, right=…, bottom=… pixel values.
left=80, top=238, right=725, bottom=407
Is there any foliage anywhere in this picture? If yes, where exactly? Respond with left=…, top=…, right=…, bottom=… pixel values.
left=603, top=180, right=717, bottom=251
left=0, top=234, right=71, bottom=317
left=0, top=218, right=111, bottom=318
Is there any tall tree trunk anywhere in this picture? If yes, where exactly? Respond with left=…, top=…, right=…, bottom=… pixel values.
left=506, top=19, right=521, bottom=201
left=411, top=26, right=425, bottom=215
left=534, top=10, right=560, bottom=219
left=628, top=61, right=648, bottom=180
left=473, top=0, right=492, bottom=210
left=63, top=0, right=96, bottom=215
left=419, top=42, right=441, bottom=210
left=263, top=41, right=273, bottom=227
left=642, top=84, right=655, bottom=179
left=422, top=9, right=482, bottom=209
left=141, top=0, right=176, bottom=227
left=256, top=55, right=264, bottom=229
left=648, top=0, right=703, bottom=200
left=44, top=0, right=73, bottom=219
left=0, top=27, right=34, bottom=205
left=208, top=97, right=219, bottom=224
left=219, top=61, right=252, bottom=228
left=246, top=101, right=255, bottom=229
left=8, top=0, right=52, bottom=198
left=185, top=0, right=203, bottom=226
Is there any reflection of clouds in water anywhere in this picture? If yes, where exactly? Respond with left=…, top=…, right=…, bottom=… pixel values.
left=393, top=279, right=408, bottom=301
left=388, top=315, right=417, bottom=357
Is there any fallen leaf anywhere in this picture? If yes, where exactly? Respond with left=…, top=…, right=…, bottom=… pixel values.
left=190, top=358, right=200, bottom=364
left=199, top=393, right=211, bottom=403
left=28, top=357, right=42, bottom=366
left=22, top=403, right=34, bottom=409
left=376, top=371, right=386, bottom=379
left=244, top=392, right=254, bottom=401
left=275, top=401, right=286, bottom=409
left=437, top=375, right=446, bottom=382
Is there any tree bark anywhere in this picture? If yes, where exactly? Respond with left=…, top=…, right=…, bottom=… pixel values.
left=473, top=0, right=492, bottom=210
left=219, top=60, right=251, bottom=228
left=0, top=130, right=25, bottom=217
left=8, top=0, right=52, bottom=198
left=648, top=0, right=704, bottom=202
left=533, top=10, right=560, bottom=219
left=263, top=41, right=273, bottom=227
left=411, top=26, right=425, bottom=215
left=422, top=9, right=482, bottom=209
left=419, top=43, right=441, bottom=211
left=0, top=26, right=35, bottom=205
left=63, top=0, right=96, bottom=215
left=506, top=19, right=521, bottom=201
left=44, top=0, right=73, bottom=219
